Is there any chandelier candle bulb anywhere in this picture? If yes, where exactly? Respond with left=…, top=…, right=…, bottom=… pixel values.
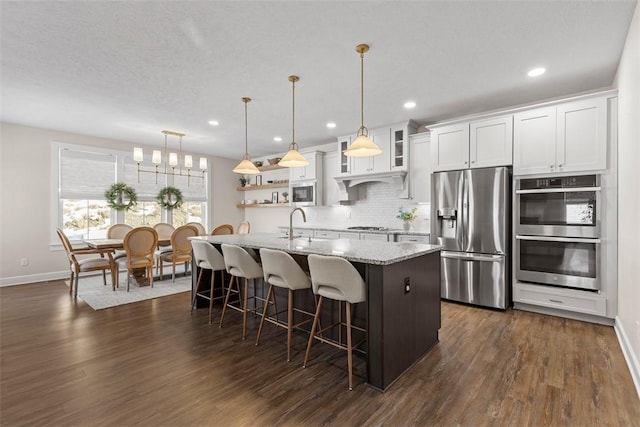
left=184, top=155, right=193, bottom=169
left=199, top=157, right=207, bottom=170
left=169, top=152, right=178, bottom=167
left=133, top=147, right=144, bottom=162
left=152, top=150, right=162, bottom=164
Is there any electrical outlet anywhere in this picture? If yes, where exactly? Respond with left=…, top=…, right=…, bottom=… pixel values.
left=20, top=258, right=29, bottom=266
left=404, top=277, right=410, bottom=294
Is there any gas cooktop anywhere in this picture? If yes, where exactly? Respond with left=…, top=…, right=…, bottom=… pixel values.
left=346, top=226, right=390, bottom=231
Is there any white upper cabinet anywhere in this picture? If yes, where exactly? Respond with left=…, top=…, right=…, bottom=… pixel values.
left=513, top=96, right=607, bottom=175
left=469, top=115, right=513, bottom=168
left=336, top=136, right=352, bottom=176
left=351, top=127, right=391, bottom=175
left=556, top=97, right=607, bottom=173
left=430, top=123, right=469, bottom=171
left=289, top=151, right=323, bottom=182
left=431, top=115, right=513, bottom=172
left=409, top=132, right=431, bottom=203
left=322, top=150, right=342, bottom=206
left=336, top=121, right=416, bottom=176
left=513, top=107, right=557, bottom=175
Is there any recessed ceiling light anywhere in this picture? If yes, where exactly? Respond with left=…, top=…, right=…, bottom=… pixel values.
left=527, top=67, right=546, bottom=77
left=404, top=101, right=416, bottom=109
left=326, top=122, right=336, bottom=128
left=273, top=137, right=282, bottom=142
left=208, top=120, right=219, bottom=126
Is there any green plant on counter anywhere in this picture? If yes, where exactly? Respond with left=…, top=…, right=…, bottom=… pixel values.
left=396, top=207, right=418, bottom=221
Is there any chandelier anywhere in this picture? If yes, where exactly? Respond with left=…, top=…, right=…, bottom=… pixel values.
left=133, top=130, right=207, bottom=186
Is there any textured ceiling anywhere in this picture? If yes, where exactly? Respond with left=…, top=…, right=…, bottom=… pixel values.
left=1, top=1, right=636, bottom=160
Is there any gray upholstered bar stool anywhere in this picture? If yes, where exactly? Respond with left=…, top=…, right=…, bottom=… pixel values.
left=190, top=240, right=226, bottom=324
left=219, top=244, right=264, bottom=340
left=255, top=248, right=315, bottom=361
left=304, top=254, right=367, bottom=391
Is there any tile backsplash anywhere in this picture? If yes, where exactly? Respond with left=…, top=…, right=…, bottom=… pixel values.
left=306, top=182, right=430, bottom=231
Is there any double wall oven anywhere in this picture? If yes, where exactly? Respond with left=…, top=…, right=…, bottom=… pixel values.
left=515, top=174, right=601, bottom=291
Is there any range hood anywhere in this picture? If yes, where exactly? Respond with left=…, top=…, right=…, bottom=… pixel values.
left=334, top=170, right=407, bottom=193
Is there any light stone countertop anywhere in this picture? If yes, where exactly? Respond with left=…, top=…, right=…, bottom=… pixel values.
left=192, top=233, right=440, bottom=266
left=278, top=225, right=430, bottom=236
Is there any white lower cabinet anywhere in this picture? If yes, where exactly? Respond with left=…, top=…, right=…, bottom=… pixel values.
left=513, top=282, right=607, bottom=317
left=313, top=230, right=340, bottom=239
left=359, top=232, right=389, bottom=242
left=395, top=234, right=430, bottom=243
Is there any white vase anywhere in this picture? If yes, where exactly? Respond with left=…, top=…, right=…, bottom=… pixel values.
left=403, top=221, right=411, bottom=231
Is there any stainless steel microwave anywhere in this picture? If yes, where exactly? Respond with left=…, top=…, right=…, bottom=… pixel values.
left=291, top=182, right=317, bottom=206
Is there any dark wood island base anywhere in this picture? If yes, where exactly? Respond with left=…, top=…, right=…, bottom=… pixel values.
left=364, top=250, right=441, bottom=391
left=190, top=233, right=441, bottom=392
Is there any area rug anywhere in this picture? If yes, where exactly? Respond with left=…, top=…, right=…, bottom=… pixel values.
left=68, top=271, right=191, bottom=311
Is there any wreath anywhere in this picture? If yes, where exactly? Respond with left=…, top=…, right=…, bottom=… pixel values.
left=105, top=183, right=137, bottom=211
left=157, top=186, right=184, bottom=210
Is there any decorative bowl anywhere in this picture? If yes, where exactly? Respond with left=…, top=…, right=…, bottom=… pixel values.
left=268, top=157, right=281, bottom=165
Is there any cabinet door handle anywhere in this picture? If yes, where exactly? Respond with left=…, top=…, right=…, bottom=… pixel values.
left=557, top=164, right=563, bottom=168
left=550, top=165, right=554, bottom=169
left=464, top=161, right=468, bottom=165
left=471, top=160, right=475, bottom=164
left=549, top=298, right=564, bottom=304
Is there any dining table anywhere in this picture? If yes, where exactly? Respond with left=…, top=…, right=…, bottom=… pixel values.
left=84, top=237, right=171, bottom=250
left=84, top=237, right=172, bottom=286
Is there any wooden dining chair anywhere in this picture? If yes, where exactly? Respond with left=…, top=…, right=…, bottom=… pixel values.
left=107, top=223, right=133, bottom=260
left=186, top=222, right=207, bottom=236
left=153, top=222, right=175, bottom=274
left=237, top=220, right=251, bottom=234
left=211, top=224, right=234, bottom=235
left=158, top=224, right=198, bottom=282
left=56, top=228, right=117, bottom=298
left=117, top=226, right=158, bottom=291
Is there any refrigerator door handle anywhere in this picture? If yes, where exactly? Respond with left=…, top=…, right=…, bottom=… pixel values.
left=459, top=171, right=468, bottom=249
left=441, top=251, right=504, bottom=262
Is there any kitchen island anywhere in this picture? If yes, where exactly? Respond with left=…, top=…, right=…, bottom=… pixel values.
left=191, top=233, right=441, bottom=391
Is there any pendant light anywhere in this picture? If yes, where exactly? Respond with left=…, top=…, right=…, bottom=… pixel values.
left=345, top=44, right=382, bottom=157
left=233, top=97, right=260, bottom=175
left=278, top=75, right=309, bottom=167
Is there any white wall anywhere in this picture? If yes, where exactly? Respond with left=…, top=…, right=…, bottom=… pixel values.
left=614, top=2, right=640, bottom=395
left=0, top=122, right=240, bottom=285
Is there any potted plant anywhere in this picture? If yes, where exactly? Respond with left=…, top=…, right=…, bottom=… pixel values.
left=397, top=207, right=418, bottom=231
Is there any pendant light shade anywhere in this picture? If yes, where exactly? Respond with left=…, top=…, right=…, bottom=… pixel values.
left=345, top=44, right=382, bottom=157
left=233, top=97, right=260, bottom=175
left=279, top=75, right=309, bottom=168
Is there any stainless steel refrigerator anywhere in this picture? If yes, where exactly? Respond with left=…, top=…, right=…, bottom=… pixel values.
left=430, top=167, right=511, bottom=309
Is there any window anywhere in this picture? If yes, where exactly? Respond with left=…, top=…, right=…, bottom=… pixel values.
left=58, top=148, right=116, bottom=240
left=54, top=142, right=208, bottom=244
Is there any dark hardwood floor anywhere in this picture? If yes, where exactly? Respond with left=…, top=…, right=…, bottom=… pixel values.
left=1, top=280, right=638, bottom=426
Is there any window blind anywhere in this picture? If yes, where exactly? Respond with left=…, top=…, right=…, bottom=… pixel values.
left=59, top=148, right=116, bottom=198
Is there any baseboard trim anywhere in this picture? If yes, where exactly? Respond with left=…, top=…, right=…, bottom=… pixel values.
left=0, top=271, right=68, bottom=287
left=514, top=302, right=614, bottom=326
left=614, top=316, right=640, bottom=399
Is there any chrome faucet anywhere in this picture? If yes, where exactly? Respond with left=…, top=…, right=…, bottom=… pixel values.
left=289, top=207, right=306, bottom=240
